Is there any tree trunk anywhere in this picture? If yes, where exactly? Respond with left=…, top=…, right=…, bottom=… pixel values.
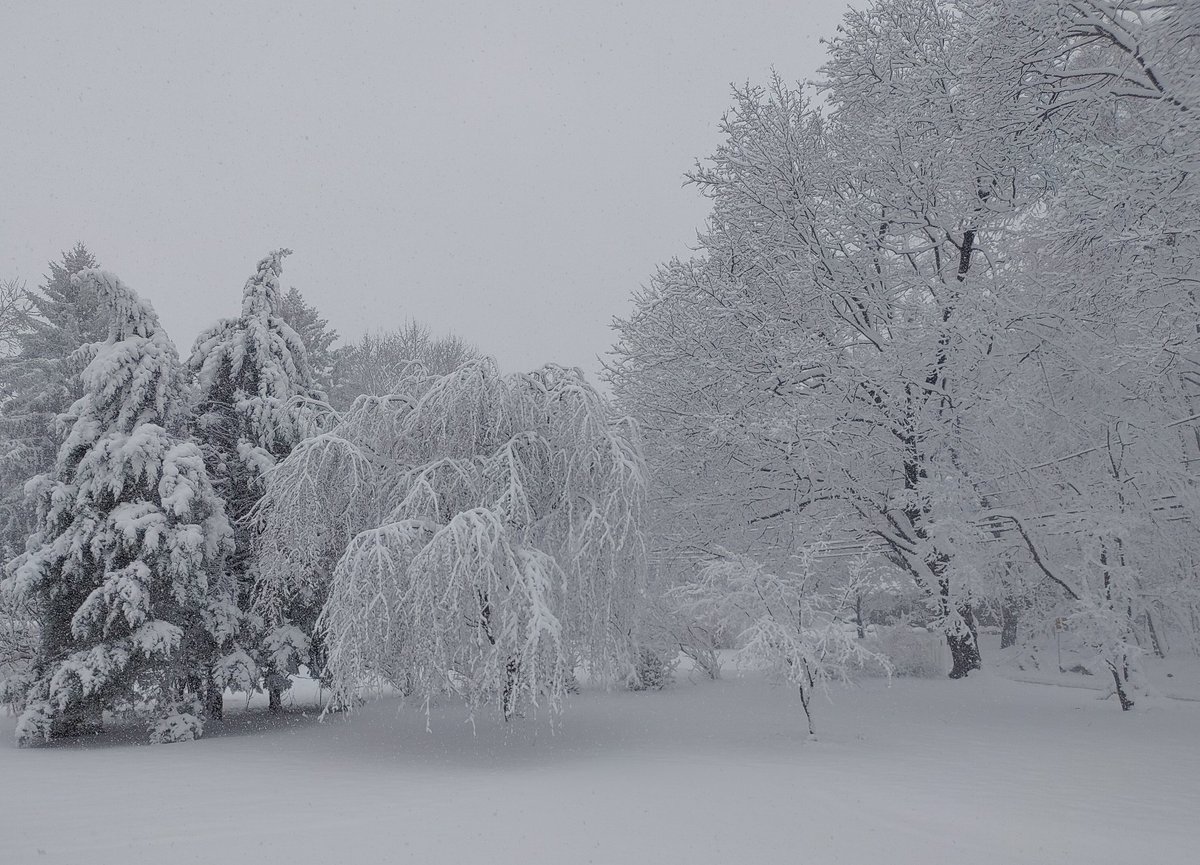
left=947, top=604, right=982, bottom=679
left=204, top=678, right=224, bottom=721
left=501, top=656, right=520, bottom=721
left=855, top=593, right=866, bottom=640
left=268, top=686, right=283, bottom=714
left=1000, top=601, right=1020, bottom=649
left=1109, top=662, right=1135, bottom=711
left=1145, top=610, right=1165, bottom=659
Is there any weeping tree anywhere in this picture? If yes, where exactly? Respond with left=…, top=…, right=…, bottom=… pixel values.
left=188, top=250, right=330, bottom=712
left=254, top=359, right=647, bottom=720
left=0, top=270, right=234, bottom=744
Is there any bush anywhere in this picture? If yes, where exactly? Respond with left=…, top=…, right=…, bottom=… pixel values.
left=628, top=647, right=677, bottom=691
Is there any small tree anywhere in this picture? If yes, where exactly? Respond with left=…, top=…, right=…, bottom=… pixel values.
left=0, top=270, right=233, bottom=744
left=669, top=552, right=888, bottom=735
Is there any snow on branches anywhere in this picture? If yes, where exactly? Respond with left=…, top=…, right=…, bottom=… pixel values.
left=254, top=359, right=647, bottom=721
left=188, top=250, right=328, bottom=504
left=609, top=0, right=1200, bottom=704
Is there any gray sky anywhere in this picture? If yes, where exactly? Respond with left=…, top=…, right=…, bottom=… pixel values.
left=1, top=1, right=847, bottom=378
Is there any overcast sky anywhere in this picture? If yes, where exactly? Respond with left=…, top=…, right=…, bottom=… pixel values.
left=1, top=1, right=848, bottom=379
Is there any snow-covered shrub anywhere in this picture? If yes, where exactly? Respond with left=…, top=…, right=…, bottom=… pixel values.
left=149, top=695, right=204, bottom=744
left=628, top=646, right=676, bottom=691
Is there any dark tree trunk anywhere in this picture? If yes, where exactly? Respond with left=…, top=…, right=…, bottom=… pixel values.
left=204, top=678, right=224, bottom=721
left=268, top=686, right=283, bottom=714
left=502, top=657, right=520, bottom=721
left=1000, top=601, right=1020, bottom=649
left=947, top=604, right=982, bottom=679
left=1145, top=611, right=1165, bottom=659
left=855, top=593, right=866, bottom=640
left=1100, top=543, right=1134, bottom=710
left=1109, top=662, right=1135, bottom=711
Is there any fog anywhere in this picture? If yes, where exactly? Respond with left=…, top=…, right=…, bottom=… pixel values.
left=1, top=1, right=846, bottom=375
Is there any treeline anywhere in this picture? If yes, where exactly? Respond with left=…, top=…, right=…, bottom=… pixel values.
left=4, top=0, right=1197, bottom=743
left=0, top=249, right=566, bottom=743
left=0, top=246, right=477, bottom=564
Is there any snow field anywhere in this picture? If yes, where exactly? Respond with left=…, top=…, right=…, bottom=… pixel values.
left=1, top=669, right=1196, bottom=865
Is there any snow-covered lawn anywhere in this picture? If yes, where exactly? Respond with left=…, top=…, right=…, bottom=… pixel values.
left=1, top=670, right=1197, bottom=865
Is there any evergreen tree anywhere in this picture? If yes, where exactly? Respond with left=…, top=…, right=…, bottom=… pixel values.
left=188, top=250, right=324, bottom=710
left=0, top=244, right=108, bottom=560
left=279, top=286, right=338, bottom=398
left=0, top=270, right=234, bottom=745
left=0, top=278, right=33, bottom=559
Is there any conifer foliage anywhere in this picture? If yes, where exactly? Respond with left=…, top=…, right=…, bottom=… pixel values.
left=279, top=286, right=339, bottom=398
left=0, top=244, right=108, bottom=559
left=188, top=250, right=329, bottom=708
left=0, top=270, right=233, bottom=745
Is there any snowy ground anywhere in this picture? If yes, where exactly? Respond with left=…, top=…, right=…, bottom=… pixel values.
left=1, top=661, right=1197, bottom=865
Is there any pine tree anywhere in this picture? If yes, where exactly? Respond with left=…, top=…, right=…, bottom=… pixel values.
left=0, top=270, right=234, bottom=745
left=0, top=244, right=108, bottom=561
left=0, top=279, right=34, bottom=561
left=188, top=250, right=325, bottom=710
left=279, top=286, right=338, bottom=398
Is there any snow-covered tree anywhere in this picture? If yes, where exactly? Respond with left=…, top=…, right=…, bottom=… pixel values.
left=329, top=322, right=479, bottom=409
left=0, top=278, right=33, bottom=560
left=0, top=265, right=33, bottom=670
left=609, top=0, right=1200, bottom=703
left=280, top=286, right=339, bottom=397
left=254, top=359, right=647, bottom=721
left=188, top=249, right=329, bottom=711
left=954, top=0, right=1200, bottom=708
left=0, top=244, right=108, bottom=559
left=0, top=270, right=233, bottom=744
left=670, top=551, right=887, bottom=734
left=0, top=277, right=32, bottom=359
left=612, top=62, right=1007, bottom=677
